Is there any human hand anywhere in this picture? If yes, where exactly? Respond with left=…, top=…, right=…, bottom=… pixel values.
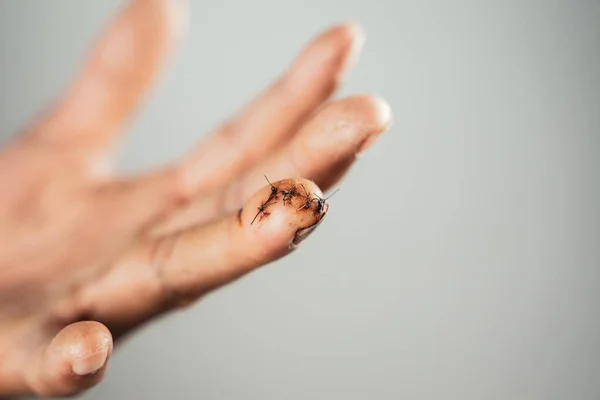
left=0, top=0, right=391, bottom=397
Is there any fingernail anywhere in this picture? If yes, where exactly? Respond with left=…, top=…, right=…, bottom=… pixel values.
left=347, top=22, right=366, bottom=65
left=72, top=350, right=108, bottom=376
left=290, top=211, right=328, bottom=248
left=357, top=97, right=393, bottom=155
left=164, top=0, right=190, bottom=46
left=290, top=225, right=317, bottom=248
left=339, top=22, right=366, bottom=79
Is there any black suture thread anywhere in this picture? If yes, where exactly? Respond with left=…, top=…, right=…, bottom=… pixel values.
left=311, top=188, right=340, bottom=214
left=297, top=183, right=312, bottom=211
left=251, top=198, right=277, bottom=225
left=264, top=174, right=278, bottom=198
left=297, top=184, right=339, bottom=214
left=281, top=184, right=297, bottom=205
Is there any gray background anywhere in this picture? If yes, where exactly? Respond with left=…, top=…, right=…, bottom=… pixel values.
left=1, top=0, right=599, bottom=399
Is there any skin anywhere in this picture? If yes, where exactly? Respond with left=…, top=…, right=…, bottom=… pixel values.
left=0, top=0, right=392, bottom=397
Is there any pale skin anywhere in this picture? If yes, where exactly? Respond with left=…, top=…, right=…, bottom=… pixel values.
left=0, top=0, right=392, bottom=397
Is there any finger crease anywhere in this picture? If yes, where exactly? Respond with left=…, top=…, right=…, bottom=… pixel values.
left=147, top=233, right=181, bottom=307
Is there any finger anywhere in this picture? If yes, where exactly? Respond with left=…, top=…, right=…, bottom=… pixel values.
left=31, top=0, right=187, bottom=167
left=91, top=165, right=189, bottom=237
left=28, top=321, right=113, bottom=398
left=154, top=95, right=392, bottom=234
left=181, top=23, right=365, bottom=193
left=78, top=178, right=330, bottom=333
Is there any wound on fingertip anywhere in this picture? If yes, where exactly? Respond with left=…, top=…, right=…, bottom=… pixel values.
left=249, top=177, right=336, bottom=248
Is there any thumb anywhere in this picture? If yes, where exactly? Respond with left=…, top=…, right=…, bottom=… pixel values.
left=30, top=321, right=113, bottom=397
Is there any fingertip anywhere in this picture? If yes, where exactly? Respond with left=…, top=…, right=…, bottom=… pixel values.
left=161, top=0, right=190, bottom=46
left=332, top=22, right=366, bottom=76
left=341, top=94, right=393, bottom=129
left=369, top=94, right=393, bottom=127
left=345, top=21, right=367, bottom=43
left=33, top=321, right=113, bottom=397
left=355, top=95, right=393, bottom=156
left=320, top=21, right=366, bottom=54
left=303, top=94, right=393, bottom=155
left=240, top=177, right=328, bottom=249
left=129, top=0, right=189, bottom=46
left=287, top=21, right=367, bottom=95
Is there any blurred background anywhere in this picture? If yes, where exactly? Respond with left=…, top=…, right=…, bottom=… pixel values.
left=1, top=1, right=599, bottom=399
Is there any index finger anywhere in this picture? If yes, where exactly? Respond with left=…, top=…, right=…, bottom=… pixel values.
left=31, top=0, right=187, bottom=168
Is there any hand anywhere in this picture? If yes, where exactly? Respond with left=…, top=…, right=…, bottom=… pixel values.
left=0, top=0, right=391, bottom=397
